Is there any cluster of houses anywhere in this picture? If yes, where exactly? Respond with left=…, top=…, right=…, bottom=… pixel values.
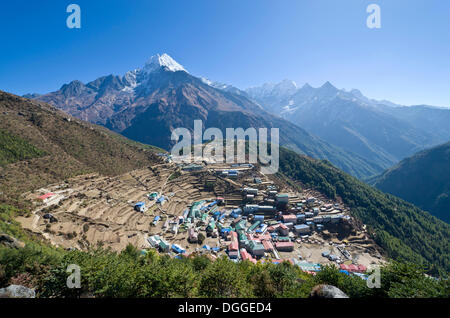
left=143, top=182, right=368, bottom=278
left=33, top=158, right=371, bottom=279
left=219, top=188, right=347, bottom=263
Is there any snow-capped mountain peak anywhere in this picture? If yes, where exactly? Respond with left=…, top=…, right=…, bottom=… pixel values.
left=270, top=79, right=298, bottom=97
left=122, top=69, right=139, bottom=92
left=320, top=81, right=336, bottom=90
left=246, top=79, right=298, bottom=99
left=277, top=79, right=298, bottom=90
left=200, top=77, right=213, bottom=86
left=143, top=53, right=187, bottom=73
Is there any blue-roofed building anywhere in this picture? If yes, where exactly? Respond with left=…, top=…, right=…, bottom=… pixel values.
left=134, top=201, right=146, bottom=212
left=171, top=244, right=186, bottom=254
left=157, top=196, right=165, bottom=204
left=294, top=224, right=310, bottom=234
left=297, top=262, right=321, bottom=272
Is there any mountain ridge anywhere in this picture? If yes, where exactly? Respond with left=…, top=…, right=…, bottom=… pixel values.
left=31, top=54, right=383, bottom=179
left=246, top=80, right=450, bottom=170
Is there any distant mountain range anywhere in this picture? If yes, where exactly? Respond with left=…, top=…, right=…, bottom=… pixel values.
left=246, top=80, right=450, bottom=171
left=27, top=54, right=450, bottom=180
left=30, top=54, right=382, bottom=179
left=370, top=142, right=450, bottom=223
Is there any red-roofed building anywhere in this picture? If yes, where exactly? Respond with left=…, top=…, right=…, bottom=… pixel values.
left=230, top=231, right=238, bottom=243
left=37, top=193, right=55, bottom=203
left=262, top=240, right=274, bottom=251
left=240, top=248, right=257, bottom=264
left=357, top=264, right=367, bottom=273
left=228, top=240, right=238, bottom=251
left=340, top=264, right=350, bottom=271
left=255, top=234, right=271, bottom=241
left=348, top=264, right=358, bottom=272
left=278, top=223, right=289, bottom=236
left=282, top=214, right=297, bottom=223
left=275, top=241, right=294, bottom=252
left=240, top=248, right=251, bottom=260
left=267, top=224, right=280, bottom=232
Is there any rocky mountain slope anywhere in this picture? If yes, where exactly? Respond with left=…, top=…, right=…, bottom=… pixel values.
left=0, top=91, right=161, bottom=207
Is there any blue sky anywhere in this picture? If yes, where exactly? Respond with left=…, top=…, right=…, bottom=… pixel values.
left=0, top=0, right=449, bottom=107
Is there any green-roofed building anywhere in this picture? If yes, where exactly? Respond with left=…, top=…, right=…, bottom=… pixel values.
left=247, top=240, right=265, bottom=256
left=247, top=220, right=261, bottom=233
left=235, top=220, right=247, bottom=232
left=190, top=200, right=205, bottom=219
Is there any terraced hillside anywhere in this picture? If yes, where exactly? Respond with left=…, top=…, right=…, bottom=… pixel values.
left=17, top=166, right=216, bottom=251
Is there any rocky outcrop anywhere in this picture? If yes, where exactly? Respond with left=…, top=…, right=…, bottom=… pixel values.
left=310, top=284, right=349, bottom=298
left=0, top=234, right=25, bottom=249
left=0, top=285, right=36, bottom=298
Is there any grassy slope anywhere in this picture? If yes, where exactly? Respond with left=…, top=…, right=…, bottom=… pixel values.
left=0, top=129, right=45, bottom=166
left=371, top=142, right=450, bottom=223
left=278, top=147, right=450, bottom=275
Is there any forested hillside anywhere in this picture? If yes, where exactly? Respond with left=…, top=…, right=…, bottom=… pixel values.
left=0, top=130, right=45, bottom=166
left=371, top=142, right=450, bottom=223
left=278, top=148, right=450, bottom=275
